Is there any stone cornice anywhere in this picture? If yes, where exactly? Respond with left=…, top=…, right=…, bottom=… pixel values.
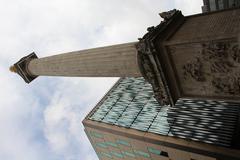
left=136, top=9, right=184, bottom=106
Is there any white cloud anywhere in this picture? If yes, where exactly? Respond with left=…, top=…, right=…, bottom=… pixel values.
left=173, top=0, right=203, bottom=15
left=0, top=65, right=53, bottom=160
left=43, top=78, right=118, bottom=160
left=0, top=0, right=202, bottom=160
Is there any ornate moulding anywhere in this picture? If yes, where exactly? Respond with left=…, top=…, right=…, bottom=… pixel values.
left=136, top=9, right=184, bottom=106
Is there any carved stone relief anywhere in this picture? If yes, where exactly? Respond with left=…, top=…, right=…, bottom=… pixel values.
left=182, top=41, right=240, bottom=95
left=183, top=57, right=205, bottom=81
left=212, top=75, right=240, bottom=95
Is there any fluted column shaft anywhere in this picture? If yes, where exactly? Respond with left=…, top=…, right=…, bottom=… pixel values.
left=28, top=42, right=141, bottom=77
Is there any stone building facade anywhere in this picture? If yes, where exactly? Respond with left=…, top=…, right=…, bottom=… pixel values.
left=83, top=8, right=240, bottom=160
left=83, top=78, right=240, bottom=160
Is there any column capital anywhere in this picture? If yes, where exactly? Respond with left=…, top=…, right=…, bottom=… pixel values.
left=10, top=52, right=38, bottom=83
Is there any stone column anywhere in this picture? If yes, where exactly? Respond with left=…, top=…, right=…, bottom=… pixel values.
left=11, top=42, right=141, bottom=83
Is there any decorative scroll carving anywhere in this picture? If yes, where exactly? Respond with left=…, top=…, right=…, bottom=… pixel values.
left=182, top=41, right=240, bottom=95
left=136, top=9, right=182, bottom=106
left=159, top=9, right=177, bottom=21
left=136, top=39, right=170, bottom=106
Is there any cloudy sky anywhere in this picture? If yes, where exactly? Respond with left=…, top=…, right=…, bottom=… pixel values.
left=0, top=1, right=202, bottom=160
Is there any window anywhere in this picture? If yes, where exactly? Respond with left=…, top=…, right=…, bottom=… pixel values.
left=134, top=150, right=150, bottom=158
left=89, top=77, right=160, bottom=132
left=111, top=151, right=124, bottom=158
left=218, top=0, right=224, bottom=9
left=95, top=142, right=108, bottom=148
left=116, top=139, right=130, bottom=146
left=209, top=0, right=217, bottom=11
left=100, top=152, right=112, bottom=158
left=90, top=131, right=103, bottom=139
left=122, top=151, right=136, bottom=158
left=106, top=141, right=118, bottom=148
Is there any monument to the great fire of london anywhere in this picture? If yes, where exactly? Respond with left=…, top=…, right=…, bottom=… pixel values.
left=10, top=7, right=240, bottom=160
left=10, top=9, right=240, bottom=106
